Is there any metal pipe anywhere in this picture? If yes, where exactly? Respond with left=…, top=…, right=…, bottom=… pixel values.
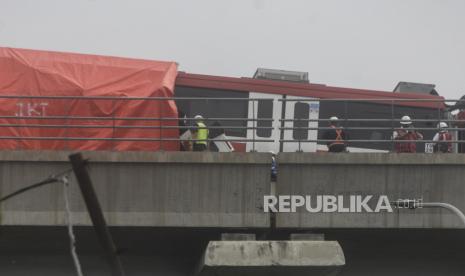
left=0, top=95, right=274, bottom=100
left=0, top=94, right=459, bottom=102
left=420, top=202, right=465, bottom=227
left=278, top=98, right=457, bottom=102
left=3, top=95, right=459, bottom=104
left=0, top=135, right=461, bottom=144
left=279, top=118, right=465, bottom=122
left=0, top=115, right=274, bottom=121
left=4, top=115, right=464, bottom=123
left=279, top=127, right=465, bottom=131
left=0, top=136, right=274, bottom=142
left=0, top=124, right=273, bottom=130
left=392, top=200, right=465, bottom=228
left=279, top=139, right=465, bottom=143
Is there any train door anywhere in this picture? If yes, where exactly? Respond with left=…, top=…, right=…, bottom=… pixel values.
left=246, top=92, right=282, bottom=152
left=282, top=95, right=320, bottom=152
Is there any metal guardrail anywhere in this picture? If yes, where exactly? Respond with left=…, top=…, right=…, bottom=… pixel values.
left=278, top=97, right=464, bottom=153
left=1, top=95, right=464, bottom=152
left=0, top=96, right=277, bottom=151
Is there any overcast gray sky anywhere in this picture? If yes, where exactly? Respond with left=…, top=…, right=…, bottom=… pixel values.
left=1, top=0, right=464, bottom=98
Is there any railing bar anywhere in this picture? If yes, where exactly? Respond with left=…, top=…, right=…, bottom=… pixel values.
left=0, top=116, right=275, bottom=121
left=279, top=118, right=465, bottom=122
left=5, top=116, right=465, bottom=122
left=0, top=95, right=275, bottom=101
left=279, top=127, right=464, bottom=131
left=280, top=139, right=465, bottom=143
left=0, top=124, right=275, bottom=130
left=0, top=95, right=460, bottom=102
left=0, top=137, right=274, bottom=142
left=278, top=98, right=459, bottom=102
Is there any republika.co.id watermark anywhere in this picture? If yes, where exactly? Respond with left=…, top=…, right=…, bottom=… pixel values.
left=264, top=195, right=423, bottom=213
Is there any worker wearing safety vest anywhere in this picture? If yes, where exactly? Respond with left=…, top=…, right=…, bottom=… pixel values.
left=192, top=115, right=209, bottom=151
left=323, top=116, right=348, bottom=153
left=433, top=122, right=452, bottom=153
left=392, top=115, right=423, bottom=153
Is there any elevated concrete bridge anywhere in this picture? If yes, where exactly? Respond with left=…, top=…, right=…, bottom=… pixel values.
left=0, top=151, right=464, bottom=275
left=1, top=151, right=464, bottom=228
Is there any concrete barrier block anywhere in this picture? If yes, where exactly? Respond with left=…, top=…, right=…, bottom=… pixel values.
left=196, top=240, right=345, bottom=276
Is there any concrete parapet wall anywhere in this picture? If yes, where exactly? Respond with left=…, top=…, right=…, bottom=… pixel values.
left=276, top=153, right=465, bottom=229
left=0, top=151, right=270, bottom=227
left=2, top=151, right=465, bottom=229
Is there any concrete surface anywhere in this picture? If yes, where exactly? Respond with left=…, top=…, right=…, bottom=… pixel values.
left=290, top=233, right=325, bottom=241
left=220, top=233, right=256, bottom=240
left=0, top=150, right=273, bottom=163
left=276, top=153, right=465, bottom=228
left=2, top=151, right=465, bottom=229
left=197, top=240, right=345, bottom=276
left=0, top=151, right=270, bottom=227
left=277, top=152, right=465, bottom=165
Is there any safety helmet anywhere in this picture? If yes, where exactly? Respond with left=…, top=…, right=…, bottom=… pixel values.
left=269, top=150, right=276, bottom=156
left=329, top=116, right=339, bottom=121
left=438, top=122, right=448, bottom=129
left=400, top=115, right=412, bottom=125
left=194, top=115, right=204, bottom=120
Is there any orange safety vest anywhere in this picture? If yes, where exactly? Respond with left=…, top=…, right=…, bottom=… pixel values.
left=395, top=130, right=418, bottom=153
left=329, top=126, right=345, bottom=146
left=457, top=111, right=465, bottom=128
left=437, top=132, right=452, bottom=153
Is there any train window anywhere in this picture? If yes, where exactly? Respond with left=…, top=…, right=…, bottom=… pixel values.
left=174, top=86, right=249, bottom=137
left=256, top=100, right=273, bottom=137
left=293, top=102, right=309, bottom=140
left=424, top=114, right=434, bottom=126
left=369, top=131, right=386, bottom=149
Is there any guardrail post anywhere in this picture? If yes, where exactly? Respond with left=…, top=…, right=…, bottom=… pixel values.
left=390, top=100, right=394, bottom=152
left=252, top=99, right=256, bottom=152
left=159, top=99, right=163, bottom=151
left=111, top=98, right=116, bottom=151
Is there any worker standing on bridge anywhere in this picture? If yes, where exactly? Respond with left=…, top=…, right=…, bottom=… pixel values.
left=433, top=122, right=452, bottom=153
left=393, top=115, right=423, bottom=153
left=323, top=116, right=348, bottom=153
left=192, top=115, right=209, bottom=151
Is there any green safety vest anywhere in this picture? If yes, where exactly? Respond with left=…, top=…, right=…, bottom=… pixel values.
left=195, top=122, right=208, bottom=145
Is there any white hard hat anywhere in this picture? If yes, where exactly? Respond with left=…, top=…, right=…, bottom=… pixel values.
left=269, top=150, right=276, bottom=155
left=438, top=122, right=448, bottom=129
left=329, top=116, right=339, bottom=121
left=194, top=115, right=203, bottom=120
left=400, top=115, right=412, bottom=125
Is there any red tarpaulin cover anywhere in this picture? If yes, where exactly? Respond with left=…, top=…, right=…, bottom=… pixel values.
left=0, top=47, right=179, bottom=151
